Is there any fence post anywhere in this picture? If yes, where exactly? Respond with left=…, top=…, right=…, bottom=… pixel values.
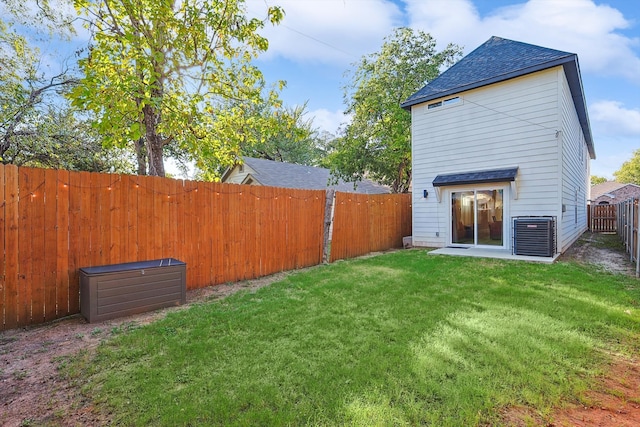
left=322, top=189, right=335, bottom=263
left=635, top=198, right=639, bottom=277
left=632, top=199, right=636, bottom=263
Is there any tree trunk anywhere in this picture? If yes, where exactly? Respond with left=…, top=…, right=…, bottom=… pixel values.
left=134, top=137, right=147, bottom=175
left=142, top=104, right=165, bottom=177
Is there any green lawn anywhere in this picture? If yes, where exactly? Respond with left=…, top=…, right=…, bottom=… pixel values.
left=72, top=249, right=640, bottom=426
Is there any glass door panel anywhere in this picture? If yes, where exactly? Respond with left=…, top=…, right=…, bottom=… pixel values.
left=477, top=190, right=503, bottom=246
left=451, top=191, right=474, bottom=244
left=451, top=189, right=503, bottom=246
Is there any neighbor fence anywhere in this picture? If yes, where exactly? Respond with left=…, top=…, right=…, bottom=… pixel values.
left=588, top=204, right=617, bottom=233
left=614, top=197, right=639, bottom=277
left=0, top=165, right=412, bottom=330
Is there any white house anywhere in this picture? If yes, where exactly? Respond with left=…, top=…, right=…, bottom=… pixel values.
left=401, top=36, right=595, bottom=258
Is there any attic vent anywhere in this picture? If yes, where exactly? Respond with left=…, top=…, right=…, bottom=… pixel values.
left=513, top=216, right=556, bottom=257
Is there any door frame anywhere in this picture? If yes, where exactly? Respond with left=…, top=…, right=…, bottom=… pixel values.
left=447, top=184, right=510, bottom=249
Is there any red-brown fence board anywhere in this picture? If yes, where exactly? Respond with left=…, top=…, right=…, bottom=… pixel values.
left=109, top=174, right=121, bottom=264
left=125, top=176, right=138, bottom=263
left=0, top=165, right=411, bottom=330
left=56, top=170, right=70, bottom=316
left=43, top=169, right=58, bottom=321
left=194, top=181, right=206, bottom=286
left=3, top=166, right=19, bottom=328
left=67, top=171, right=82, bottom=314
left=151, top=176, right=162, bottom=260
left=211, top=183, right=224, bottom=284
left=182, top=180, right=196, bottom=287
left=17, top=168, right=32, bottom=324
left=0, top=166, right=5, bottom=327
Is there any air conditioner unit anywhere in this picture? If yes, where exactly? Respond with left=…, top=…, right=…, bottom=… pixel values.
left=513, top=217, right=556, bottom=257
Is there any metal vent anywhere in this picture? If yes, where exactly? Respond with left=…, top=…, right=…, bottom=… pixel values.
left=513, top=217, right=556, bottom=257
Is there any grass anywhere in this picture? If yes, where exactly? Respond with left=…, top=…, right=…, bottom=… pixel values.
left=74, top=250, right=640, bottom=426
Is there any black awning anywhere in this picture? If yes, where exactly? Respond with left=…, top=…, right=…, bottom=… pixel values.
left=432, top=167, right=518, bottom=187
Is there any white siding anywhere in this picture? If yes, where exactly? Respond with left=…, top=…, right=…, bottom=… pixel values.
left=223, top=164, right=258, bottom=184
left=559, top=71, right=589, bottom=251
left=412, top=67, right=565, bottom=249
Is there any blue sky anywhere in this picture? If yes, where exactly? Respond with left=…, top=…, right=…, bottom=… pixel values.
left=248, top=0, right=640, bottom=179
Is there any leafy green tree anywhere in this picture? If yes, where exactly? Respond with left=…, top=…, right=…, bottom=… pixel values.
left=590, top=175, right=608, bottom=186
left=327, top=28, right=461, bottom=193
left=71, top=0, right=285, bottom=177
left=194, top=100, right=328, bottom=180
left=1, top=0, right=126, bottom=172
left=239, top=102, right=326, bottom=166
left=613, top=149, right=640, bottom=185
left=0, top=60, right=76, bottom=163
left=3, top=106, right=133, bottom=172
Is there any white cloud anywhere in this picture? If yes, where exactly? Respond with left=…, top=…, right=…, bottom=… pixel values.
left=308, top=108, right=349, bottom=135
left=405, top=0, right=640, bottom=84
left=589, top=101, right=639, bottom=175
left=590, top=100, right=640, bottom=136
left=249, top=0, right=402, bottom=65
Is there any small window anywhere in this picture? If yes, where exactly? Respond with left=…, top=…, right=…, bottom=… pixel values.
left=443, top=97, right=460, bottom=106
left=427, top=96, right=461, bottom=111
left=239, top=165, right=244, bottom=173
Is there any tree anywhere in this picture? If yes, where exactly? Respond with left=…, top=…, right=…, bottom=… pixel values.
left=71, top=0, right=285, bottom=177
left=613, top=149, right=640, bottom=185
left=192, top=99, right=329, bottom=180
left=238, top=102, right=326, bottom=166
left=3, top=106, right=133, bottom=172
left=590, top=175, right=608, bottom=186
left=327, top=28, right=461, bottom=193
left=0, top=0, right=80, bottom=164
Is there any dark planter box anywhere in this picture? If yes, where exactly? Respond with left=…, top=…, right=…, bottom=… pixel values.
left=80, top=258, right=186, bottom=323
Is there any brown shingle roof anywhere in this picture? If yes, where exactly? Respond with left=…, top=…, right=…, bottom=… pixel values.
left=590, top=182, right=640, bottom=203
left=590, top=181, right=626, bottom=199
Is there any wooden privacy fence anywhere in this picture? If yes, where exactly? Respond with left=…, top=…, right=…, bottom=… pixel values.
left=588, top=204, right=617, bottom=232
left=0, top=165, right=412, bottom=330
left=330, top=192, right=412, bottom=262
left=615, top=198, right=639, bottom=277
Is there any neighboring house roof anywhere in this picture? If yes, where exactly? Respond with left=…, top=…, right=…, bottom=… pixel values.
left=221, top=157, right=390, bottom=194
left=590, top=181, right=640, bottom=203
left=401, top=36, right=595, bottom=159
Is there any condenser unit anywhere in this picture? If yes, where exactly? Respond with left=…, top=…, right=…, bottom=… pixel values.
left=513, top=217, right=556, bottom=257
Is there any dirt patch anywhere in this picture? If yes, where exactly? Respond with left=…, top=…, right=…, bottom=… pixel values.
left=501, top=355, right=640, bottom=427
left=559, top=231, right=637, bottom=276
left=0, top=238, right=638, bottom=426
left=551, top=356, right=640, bottom=427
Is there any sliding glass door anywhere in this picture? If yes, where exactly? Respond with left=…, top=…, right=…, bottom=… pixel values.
left=451, top=189, right=504, bottom=247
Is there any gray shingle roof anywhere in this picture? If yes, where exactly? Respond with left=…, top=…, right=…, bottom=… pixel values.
left=432, top=167, right=518, bottom=187
left=401, top=36, right=595, bottom=159
left=236, top=157, right=389, bottom=194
